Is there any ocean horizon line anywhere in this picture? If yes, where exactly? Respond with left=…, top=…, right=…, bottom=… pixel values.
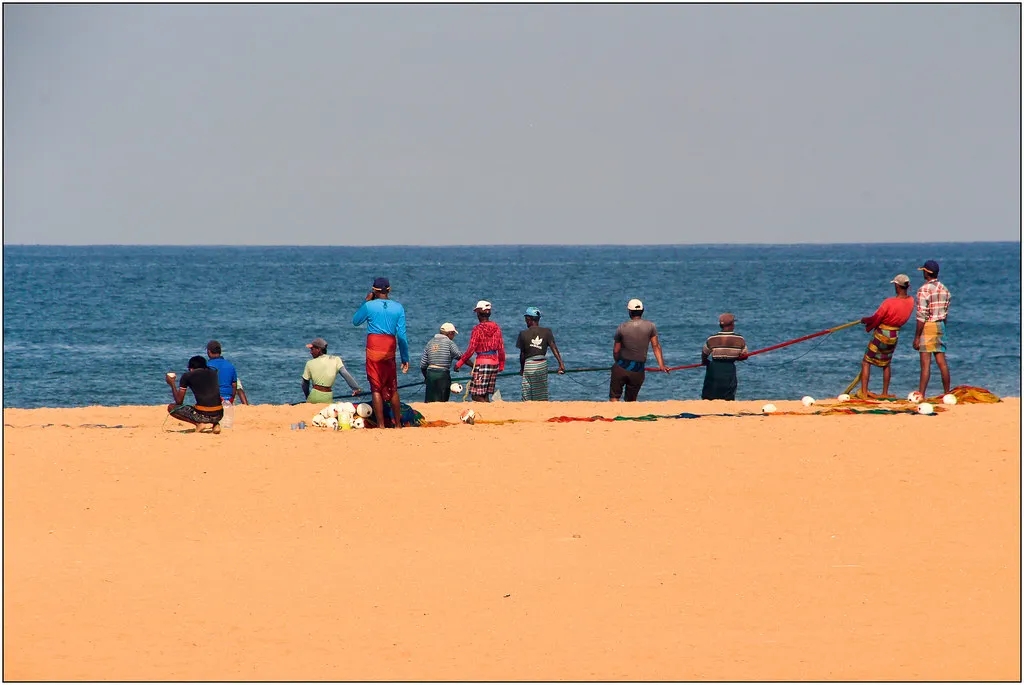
left=4, top=240, right=1020, bottom=249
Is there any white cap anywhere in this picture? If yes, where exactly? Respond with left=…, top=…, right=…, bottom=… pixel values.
left=474, top=300, right=492, bottom=311
left=627, top=298, right=644, bottom=311
left=440, top=322, right=458, bottom=334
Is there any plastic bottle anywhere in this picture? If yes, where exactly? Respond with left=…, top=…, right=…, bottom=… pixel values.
left=221, top=399, right=234, bottom=428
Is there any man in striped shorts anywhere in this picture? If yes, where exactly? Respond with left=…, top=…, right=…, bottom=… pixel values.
left=455, top=300, right=506, bottom=402
left=419, top=322, right=461, bottom=402
left=515, top=306, right=566, bottom=401
left=700, top=313, right=748, bottom=401
left=855, top=274, right=915, bottom=398
left=912, top=260, right=952, bottom=397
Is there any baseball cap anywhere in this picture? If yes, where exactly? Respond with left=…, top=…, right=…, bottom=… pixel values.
left=718, top=312, right=736, bottom=326
left=524, top=306, right=541, bottom=318
left=440, top=322, right=458, bottom=334
left=627, top=298, right=644, bottom=311
left=917, top=260, right=940, bottom=275
left=372, top=277, right=390, bottom=290
left=474, top=300, right=492, bottom=312
left=306, top=337, right=328, bottom=349
left=891, top=274, right=910, bottom=286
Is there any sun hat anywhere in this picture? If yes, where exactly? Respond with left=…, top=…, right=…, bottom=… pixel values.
left=891, top=274, right=910, bottom=287
left=718, top=313, right=736, bottom=326
left=474, top=300, right=492, bottom=312
left=306, top=337, right=328, bottom=349
left=917, top=260, right=940, bottom=275
left=372, top=277, right=390, bottom=290
left=524, top=306, right=541, bottom=318
left=627, top=298, right=644, bottom=311
left=440, top=322, right=458, bottom=334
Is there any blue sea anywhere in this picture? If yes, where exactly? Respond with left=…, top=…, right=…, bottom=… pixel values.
left=3, top=243, right=1020, bottom=409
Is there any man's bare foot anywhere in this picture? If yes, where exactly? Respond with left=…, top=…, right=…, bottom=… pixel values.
left=212, top=423, right=222, bottom=434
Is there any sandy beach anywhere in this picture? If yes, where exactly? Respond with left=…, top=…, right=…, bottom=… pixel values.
left=3, top=397, right=1020, bottom=681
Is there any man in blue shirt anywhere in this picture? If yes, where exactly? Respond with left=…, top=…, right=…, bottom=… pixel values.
left=206, top=340, right=238, bottom=404
left=352, top=277, right=410, bottom=428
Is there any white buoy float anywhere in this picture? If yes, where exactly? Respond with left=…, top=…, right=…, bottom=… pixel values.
left=942, top=394, right=957, bottom=405
left=761, top=403, right=777, bottom=414
left=836, top=394, right=851, bottom=402
left=907, top=391, right=923, bottom=403
left=801, top=396, right=815, bottom=407
left=917, top=402, right=934, bottom=415
left=460, top=408, right=477, bottom=424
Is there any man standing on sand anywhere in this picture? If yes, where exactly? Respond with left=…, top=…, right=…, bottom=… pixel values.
left=455, top=300, right=506, bottom=402
left=352, top=277, right=410, bottom=428
left=419, top=323, right=461, bottom=403
left=853, top=274, right=916, bottom=399
left=515, top=306, right=565, bottom=401
left=166, top=356, right=224, bottom=433
left=301, top=337, right=362, bottom=403
left=610, top=298, right=668, bottom=402
left=912, top=260, right=952, bottom=397
left=700, top=313, right=748, bottom=401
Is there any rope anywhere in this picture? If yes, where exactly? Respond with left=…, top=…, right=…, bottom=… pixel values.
left=289, top=320, right=863, bottom=405
left=746, top=331, right=835, bottom=368
left=642, top=319, right=860, bottom=372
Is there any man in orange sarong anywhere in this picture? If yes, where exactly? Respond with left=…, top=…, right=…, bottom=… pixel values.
left=855, top=273, right=916, bottom=399
left=352, top=277, right=410, bottom=428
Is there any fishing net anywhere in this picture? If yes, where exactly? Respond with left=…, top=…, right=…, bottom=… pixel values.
left=368, top=402, right=426, bottom=428
left=943, top=385, right=1001, bottom=403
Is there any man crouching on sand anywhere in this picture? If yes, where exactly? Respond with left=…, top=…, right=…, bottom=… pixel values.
left=166, top=355, right=225, bottom=433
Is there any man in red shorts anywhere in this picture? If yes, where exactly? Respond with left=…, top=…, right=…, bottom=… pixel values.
left=352, top=277, right=410, bottom=428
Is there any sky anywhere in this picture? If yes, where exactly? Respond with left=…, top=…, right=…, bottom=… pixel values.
left=3, top=3, right=1020, bottom=245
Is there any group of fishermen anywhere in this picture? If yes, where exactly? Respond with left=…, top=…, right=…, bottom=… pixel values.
left=164, top=260, right=952, bottom=432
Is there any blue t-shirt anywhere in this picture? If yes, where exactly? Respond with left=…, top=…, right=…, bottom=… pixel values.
left=206, top=357, right=238, bottom=400
left=352, top=298, right=410, bottom=363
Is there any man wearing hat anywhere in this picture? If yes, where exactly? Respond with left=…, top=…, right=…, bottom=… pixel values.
left=455, top=300, right=506, bottom=402
left=301, top=337, right=362, bottom=404
left=610, top=298, right=668, bottom=402
left=700, top=313, right=748, bottom=401
left=912, top=260, right=952, bottom=397
left=352, top=277, right=410, bottom=427
left=515, top=306, right=566, bottom=401
left=419, top=323, right=462, bottom=403
left=851, top=274, right=916, bottom=398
